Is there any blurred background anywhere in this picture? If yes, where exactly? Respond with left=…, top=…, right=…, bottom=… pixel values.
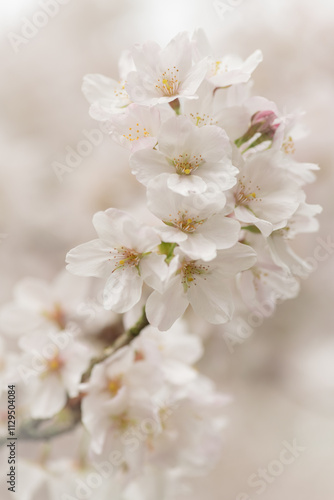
left=0, top=0, right=334, bottom=498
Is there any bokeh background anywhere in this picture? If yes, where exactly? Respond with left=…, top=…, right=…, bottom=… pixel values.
left=0, top=0, right=334, bottom=498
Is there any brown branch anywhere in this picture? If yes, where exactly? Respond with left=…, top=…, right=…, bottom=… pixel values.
left=0, top=309, right=149, bottom=445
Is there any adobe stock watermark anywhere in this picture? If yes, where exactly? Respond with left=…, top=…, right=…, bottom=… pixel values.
left=7, top=0, right=72, bottom=54
left=60, top=399, right=179, bottom=500
left=213, top=0, right=244, bottom=20
left=223, top=293, right=281, bottom=354
left=235, top=439, right=306, bottom=499
left=290, top=235, right=334, bottom=278
left=52, top=123, right=109, bottom=183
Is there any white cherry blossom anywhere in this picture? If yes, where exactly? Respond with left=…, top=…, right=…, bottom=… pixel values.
left=126, top=32, right=208, bottom=105
left=108, top=103, right=162, bottom=152
left=16, top=331, right=90, bottom=419
left=0, top=271, right=89, bottom=338
left=193, top=29, right=263, bottom=88
left=147, top=174, right=240, bottom=261
left=146, top=244, right=257, bottom=331
left=237, top=232, right=300, bottom=311
left=232, top=151, right=303, bottom=237
left=130, top=115, right=238, bottom=195
left=66, top=209, right=167, bottom=313
left=82, top=50, right=135, bottom=120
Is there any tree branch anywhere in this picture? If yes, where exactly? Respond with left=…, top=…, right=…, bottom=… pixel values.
left=0, top=308, right=149, bottom=446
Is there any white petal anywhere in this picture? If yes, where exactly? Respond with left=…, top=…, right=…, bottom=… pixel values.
left=140, top=253, right=169, bottom=293
left=187, top=273, right=233, bottom=324
left=167, top=173, right=207, bottom=195
left=199, top=215, right=240, bottom=249
left=103, top=267, right=143, bottom=313
left=30, top=375, right=67, bottom=419
left=146, top=278, right=188, bottom=331
left=179, top=233, right=217, bottom=261
left=66, top=239, right=113, bottom=278
left=130, top=149, right=170, bottom=186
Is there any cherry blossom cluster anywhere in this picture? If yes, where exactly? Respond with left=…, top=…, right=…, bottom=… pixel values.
left=0, top=271, right=227, bottom=497
left=67, top=30, right=321, bottom=330
left=0, top=30, right=321, bottom=500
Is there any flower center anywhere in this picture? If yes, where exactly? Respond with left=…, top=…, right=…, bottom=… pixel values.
left=43, top=353, right=64, bottom=376
left=113, top=80, right=130, bottom=106
left=282, top=136, right=295, bottom=155
left=235, top=179, right=261, bottom=206
left=156, top=66, right=180, bottom=96
left=111, top=412, right=136, bottom=432
left=111, top=247, right=142, bottom=272
left=212, top=59, right=228, bottom=76
left=42, top=303, right=66, bottom=329
left=107, top=376, right=122, bottom=396
left=172, top=152, right=203, bottom=175
left=189, top=112, right=217, bottom=127
left=180, top=260, right=209, bottom=291
left=134, top=350, right=145, bottom=362
left=123, top=122, right=151, bottom=142
left=164, top=210, right=206, bottom=233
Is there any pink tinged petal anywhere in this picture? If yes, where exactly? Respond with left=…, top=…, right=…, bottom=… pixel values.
left=108, top=103, right=160, bottom=152
left=140, top=253, right=168, bottom=293
left=158, top=116, right=196, bottom=157
left=234, top=205, right=273, bottom=237
left=199, top=215, right=240, bottom=249
left=179, top=233, right=217, bottom=261
left=195, top=125, right=230, bottom=162
left=66, top=239, right=113, bottom=278
left=126, top=224, right=161, bottom=253
left=167, top=173, right=207, bottom=195
left=93, top=209, right=132, bottom=246
left=187, top=273, right=233, bottom=324
left=82, top=74, right=122, bottom=102
left=130, top=149, right=170, bottom=186
left=157, top=225, right=188, bottom=243
left=178, top=57, right=209, bottom=97
left=200, top=160, right=238, bottom=191
left=82, top=74, right=130, bottom=117
left=210, top=50, right=263, bottom=87
left=131, top=40, right=162, bottom=72
left=81, top=394, right=117, bottom=454
left=61, top=343, right=91, bottom=397
left=213, top=243, right=258, bottom=277
left=268, top=233, right=311, bottom=278
left=103, top=266, right=143, bottom=313
left=146, top=278, right=189, bottom=331
left=30, top=375, right=67, bottom=419
left=160, top=32, right=192, bottom=75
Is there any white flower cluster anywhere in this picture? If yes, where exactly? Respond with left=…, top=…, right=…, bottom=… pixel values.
left=67, top=30, right=321, bottom=331
left=0, top=29, right=321, bottom=500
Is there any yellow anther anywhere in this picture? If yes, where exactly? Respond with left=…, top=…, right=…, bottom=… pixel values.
left=48, top=358, right=61, bottom=372
left=108, top=378, right=121, bottom=396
